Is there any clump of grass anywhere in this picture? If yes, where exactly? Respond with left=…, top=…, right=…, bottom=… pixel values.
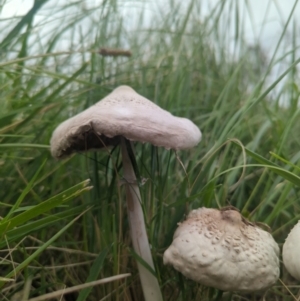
left=1, top=0, right=300, bottom=300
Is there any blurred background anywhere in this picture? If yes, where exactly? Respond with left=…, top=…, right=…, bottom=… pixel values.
left=1, top=0, right=300, bottom=300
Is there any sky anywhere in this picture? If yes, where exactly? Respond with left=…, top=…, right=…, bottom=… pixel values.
left=2, top=0, right=32, bottom=15
left=1, top=0, right=300, bottom=50
left=1, top=0, right=299, bottom=106
left=1, top=0, right=299, bottom=81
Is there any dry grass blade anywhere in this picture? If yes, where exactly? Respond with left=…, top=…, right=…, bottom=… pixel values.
left=99, top=48, right=132, bottom=57
left=278, top=278, right=298, bottom=301
left=27, top=274, right=131, bottom=301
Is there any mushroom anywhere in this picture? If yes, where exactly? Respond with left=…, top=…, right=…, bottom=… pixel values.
left=50, top=85, right=201, bottom=301
left=163, top=207, right=280, bottom=292
left=282, top=220, right=300, bottom=281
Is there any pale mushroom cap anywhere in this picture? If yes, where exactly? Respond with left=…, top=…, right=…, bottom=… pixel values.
left=282, top=221, right=300, bottom=281
left=163, top=207, right=280, bottom=292
left=50, top=85, right=201, bottom=158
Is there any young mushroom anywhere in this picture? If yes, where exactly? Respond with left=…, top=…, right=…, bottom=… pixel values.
left=163, top=207, right=280, bottom=292
left=282, top=220, right=300, bottom=281
left=50, top=85, right=201, bottom=301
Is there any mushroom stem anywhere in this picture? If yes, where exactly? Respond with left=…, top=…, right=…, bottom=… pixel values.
left=120, top=137, right=163, bottom=301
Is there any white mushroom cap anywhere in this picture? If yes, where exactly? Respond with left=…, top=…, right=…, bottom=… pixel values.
left=282, top=221, right=300, bottom=281
left=50, top=85, right=201, bottom=158
left=163, top=207, right=280, bottom=292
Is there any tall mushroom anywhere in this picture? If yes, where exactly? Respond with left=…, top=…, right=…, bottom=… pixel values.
left=163, top=207, right=280, bottom=292
left=282, top=220, right=300, bottom=281
left=50, top=85, right=201, bottom=301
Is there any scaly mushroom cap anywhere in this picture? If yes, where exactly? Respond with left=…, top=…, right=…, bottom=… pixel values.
left=50, top=85, right=201, bottom=158
left=282, top=221, right=300, bottom=281
left=163, top=207, right=280, bottom=292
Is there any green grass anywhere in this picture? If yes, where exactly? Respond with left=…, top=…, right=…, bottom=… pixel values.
left=1, top=0, right=300, bottom=300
